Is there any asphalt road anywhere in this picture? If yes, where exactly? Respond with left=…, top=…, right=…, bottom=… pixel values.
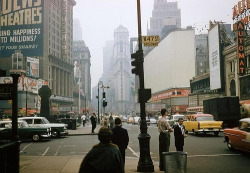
left=20, top=123, right=250, bottom=173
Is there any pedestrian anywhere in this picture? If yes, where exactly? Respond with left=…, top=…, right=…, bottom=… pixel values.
left=174, top=118, right=187, bottom=151
left=103, top=114, right=109, bottom=127
left=109, top=114, right=114, bottom=129
left=90, top=113, right=97, bottom=133
left=81, top=114, right=86, bottom=127
left=111, top=117, right=129, bottom=165
left=158, top=108, right=173, bottom=171
left=79, top=126, right=124, bottom=173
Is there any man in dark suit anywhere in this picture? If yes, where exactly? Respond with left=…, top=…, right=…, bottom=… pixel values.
left=111, top=118, right=129, bottom=164
left=174, top=118, right=187, bottom=151
left=90, top=113, right=97, bottom=133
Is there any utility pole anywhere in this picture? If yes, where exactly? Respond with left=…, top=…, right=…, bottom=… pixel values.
left=132, top=0, right=154, bottom=172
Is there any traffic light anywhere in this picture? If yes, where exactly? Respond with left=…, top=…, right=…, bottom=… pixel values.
left=102, top=92, right=106, bottom=101
left=131, top=50, right=142, bottom=75
left=103, top=101, right=107, bottom=107
left=139, top=88, right=151, bottom=103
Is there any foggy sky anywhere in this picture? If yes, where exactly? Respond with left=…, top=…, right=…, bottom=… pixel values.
left=73, top=0, right=238, bottom=91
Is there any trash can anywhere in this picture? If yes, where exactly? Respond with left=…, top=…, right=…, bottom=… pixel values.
left=61, top=118, right=72, bottom=129
left=162, top=151, right=187, bottom=173
left=71, top=118, right=77, bottom=130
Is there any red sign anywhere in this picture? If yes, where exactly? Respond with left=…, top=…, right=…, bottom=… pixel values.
left=237, top=21, right=245, bottom=75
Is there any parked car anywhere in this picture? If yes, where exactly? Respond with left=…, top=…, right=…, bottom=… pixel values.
left=184, top=113, right=223, bottom=136
left=127, top=116, right=135, bottom=124
left=122, top=115, right=127, bottom=123
left=168, top=114, right=186, bottom=127
left=134, top=116, right=141, bottom=125
left=224, top=118, right=250, bottom=152
left=0, top=120, right=51, bottom=142
left=149, top=117, right=157, bottom=124
left=19, top=117, right=68, bottom=138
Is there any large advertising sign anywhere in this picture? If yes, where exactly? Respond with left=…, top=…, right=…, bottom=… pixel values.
left=233, top=0, right=250, bottom=30
left=208, top=24, right=221, bottom=90
left=0, top=75, right=44, bottom=94
left=237, top=21, right=246, bottom=75
left=0, top=0, right=44, bottom=57
left=26, top=57, right=39, bottom=78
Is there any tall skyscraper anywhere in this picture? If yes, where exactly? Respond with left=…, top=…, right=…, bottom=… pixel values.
left=147, top=0, right=181, bottom=37
left=73, top=18, right=83, bottom=41
left=113, top=25, right=133, bottom=114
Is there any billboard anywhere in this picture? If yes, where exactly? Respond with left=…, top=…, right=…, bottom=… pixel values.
left=26, top=57, right=39, bottom=78
left=0, top=0, right=44, bottom=57
left=208, top=24, right=221, bottom=90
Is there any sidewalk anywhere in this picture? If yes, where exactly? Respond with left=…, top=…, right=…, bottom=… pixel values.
left=19, top=124, right=162, bottom=173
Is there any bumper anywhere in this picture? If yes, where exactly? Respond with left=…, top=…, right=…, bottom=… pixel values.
left=60, top=130, right=68, bottom=136
left=41, top=134, right=51, bottom=138
left=197, top=129, right=221, bottom=132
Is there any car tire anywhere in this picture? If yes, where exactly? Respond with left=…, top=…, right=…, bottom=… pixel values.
left=214, top=131, right=219, bottom=136
left=52, top=130, right=60, bottom=138
left=227, top=140, right=234, bottom=150
left=194, top=131, right=198, bottom=136
left=32, top=133, right=41, bottom=142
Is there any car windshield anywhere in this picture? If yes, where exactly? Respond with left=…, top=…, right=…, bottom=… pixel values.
left=19, top=121, right=29, bottom=128
left=196, top=116, right=214, bottom=121
left=173, top=115, right=186, bottom=120
left=239, top=122, right=250, bottom=132
left=42, top=118, right=50, bottom=124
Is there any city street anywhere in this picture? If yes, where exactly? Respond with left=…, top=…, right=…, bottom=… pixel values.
left=20, top=123, right=250, bottom=173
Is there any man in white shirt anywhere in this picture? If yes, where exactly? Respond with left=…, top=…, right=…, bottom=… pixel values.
left=158, top=108, right=173, bottom=171
left=81, top=114, right=86, bottom=127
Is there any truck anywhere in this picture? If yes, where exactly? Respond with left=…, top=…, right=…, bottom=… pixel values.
left=203, top=96, right=241, bottom=128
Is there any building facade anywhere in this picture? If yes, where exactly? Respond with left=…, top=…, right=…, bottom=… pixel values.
left=195, top=34, right=209, bottom=76
left=0, top=0, right=76, bottom=116
left=73, top=18, right=82, bottom=41
left=147, top=0, right=181, bottom=38
left=223, top=37, right=250, bottom=116
left=73, top=40, right=91, bottom=114
left=113, top=25, right=133, bottom=115
left=144, top=28, right=195, bottom=114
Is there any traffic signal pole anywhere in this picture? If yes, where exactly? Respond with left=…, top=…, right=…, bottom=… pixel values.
left=136, top=0, right=154, bottom=172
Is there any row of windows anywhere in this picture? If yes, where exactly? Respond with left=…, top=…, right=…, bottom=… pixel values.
left=154, top=11, right=180, bottom=18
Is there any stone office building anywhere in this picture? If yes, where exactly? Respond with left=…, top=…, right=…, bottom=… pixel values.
left=0, top=0, right=76, bottom=115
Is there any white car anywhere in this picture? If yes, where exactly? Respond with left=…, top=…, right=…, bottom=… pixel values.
left=149, top=117, right=157, bottom=124
left=168, top=114, right=186, bottom=127
left=19, top=117, right=68, bottom=138
left=134, top=116, right=140, bottom=124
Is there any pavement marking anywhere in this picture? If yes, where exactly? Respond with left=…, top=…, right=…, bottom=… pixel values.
left=187, top=154, right=241, bottom=158
left=20, top=143, right=32, bottom=153
left=42, top=147, right=49, bottom=156
left=54, top=146, right=61, bottom=156
left=128, top=146, right=139, bottom=158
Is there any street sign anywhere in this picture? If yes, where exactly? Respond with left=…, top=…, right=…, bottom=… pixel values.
left=142, top=35, right=160, bottom=47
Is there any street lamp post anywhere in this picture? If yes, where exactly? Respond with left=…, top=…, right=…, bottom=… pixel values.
left=97, top=81, right=103, bottom=124
left=23, top=83, right=28, bottom=116
left=135, top=0, right=154, bottom=172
